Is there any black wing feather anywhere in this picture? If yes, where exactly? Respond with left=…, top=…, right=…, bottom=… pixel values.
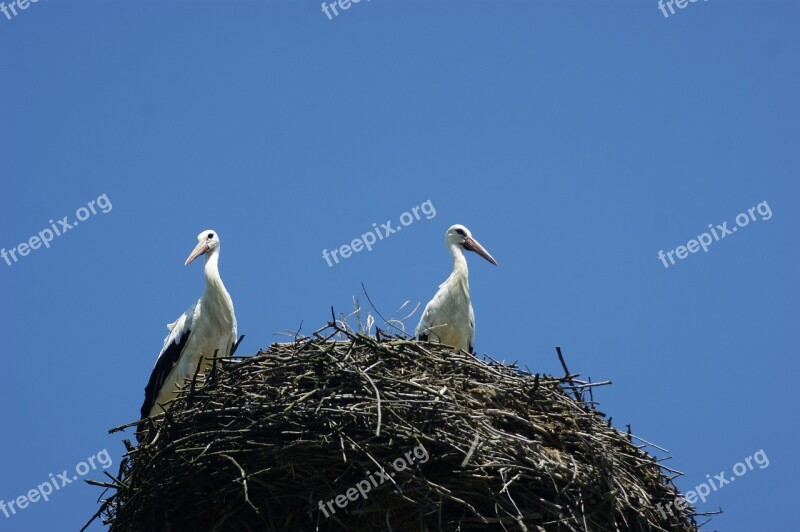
left=139, top=327, right=191, bottom=420
left=230, top=334, right=245, bottom=356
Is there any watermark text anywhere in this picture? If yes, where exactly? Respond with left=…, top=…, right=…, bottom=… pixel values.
left=1, top=449, right=113, bottom=519
left=657, top=448, right=769, bottom=518
left=2, top=193, right=113, bottom=268
left=322, top=199, right=436, bottom=267
left=318, top=444, right=429, bottom=518
left=658, top=200, right=771, bottom=269
left=658, top=0, right=708, bottom=19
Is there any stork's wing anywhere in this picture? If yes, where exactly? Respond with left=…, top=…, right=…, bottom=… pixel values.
left=416, top=278, right=450, bottom=342
left=468, top=304, right=475, bottom=354
left=140, top=307, right=194, bottom=421
left=415, top=298, right=435, bottom=341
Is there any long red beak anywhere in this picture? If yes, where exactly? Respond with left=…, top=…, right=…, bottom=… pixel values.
left=463, top=236, right=497, bottom=265
left=185, top=241, right=209, bottom=266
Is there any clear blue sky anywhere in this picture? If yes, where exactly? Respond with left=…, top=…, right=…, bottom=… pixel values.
left=1, top=1, right=797, bottom=530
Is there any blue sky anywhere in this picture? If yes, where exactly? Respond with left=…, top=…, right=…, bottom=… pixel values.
left=1, top=1, right=797, bottom=530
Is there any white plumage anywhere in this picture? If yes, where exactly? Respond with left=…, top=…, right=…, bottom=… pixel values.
left=415, top=224, right=497, bottom=353
left=138, top=230, right=237, bottom=441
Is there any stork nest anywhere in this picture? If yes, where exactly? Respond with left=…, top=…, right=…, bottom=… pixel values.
left=89, top=326, right=698, bottom=531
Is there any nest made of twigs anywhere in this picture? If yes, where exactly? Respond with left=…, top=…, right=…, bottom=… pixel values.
left=89, top=326, right=698, bottom=532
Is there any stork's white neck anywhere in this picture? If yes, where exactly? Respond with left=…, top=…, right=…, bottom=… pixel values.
left=203, top=250, right=226, bottom=294
left=448, top=243, right=469, bottom=284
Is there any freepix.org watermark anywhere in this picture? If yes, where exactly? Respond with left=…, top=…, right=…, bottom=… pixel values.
left=657, top=0, right=708, bottom=19
left=2, top=193, right=112, bottom=268
left=320, top=0, right=370, bottom=21
left=322, top=199, right=436, bottom=267
left=0, top=0, right=42, bottom=22
left=317, top=444, right=429, bottom=518
left=1, top=449, right=113, bottom=519
left=656, top=448, right=769, bottom=518
left=658, top=200, right=772, bottom=269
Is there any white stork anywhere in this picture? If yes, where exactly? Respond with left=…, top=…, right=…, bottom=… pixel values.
left=415, top=224, right=497, bottom=353
left=138, top=230, right=238, bottom=442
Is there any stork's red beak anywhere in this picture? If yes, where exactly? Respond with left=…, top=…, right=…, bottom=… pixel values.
left=185, top=241, right=209, bottom=265
left=463, top=237, right=497, bottom=265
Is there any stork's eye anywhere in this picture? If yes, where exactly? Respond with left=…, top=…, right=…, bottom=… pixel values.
left=454, top=228, right=466, bottom=236
left=207, top=233, right=214, bottom=239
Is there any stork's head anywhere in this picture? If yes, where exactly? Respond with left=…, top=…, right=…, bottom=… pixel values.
left=185, top=230, right=220, bottom=265
left=445, top=224, right=497, bottom=265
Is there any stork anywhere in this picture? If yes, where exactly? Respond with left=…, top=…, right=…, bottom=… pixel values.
left=137, top=230, right=238, bottom=442
left=415, top=224, right=497, bottom=353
